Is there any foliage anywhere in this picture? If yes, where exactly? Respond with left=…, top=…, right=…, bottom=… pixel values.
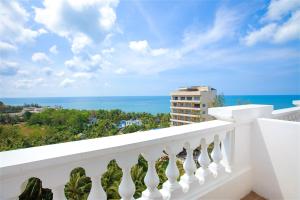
left=64, top=168, right=91, bottom=200
left=1, top=105, right=171, bottom=199
left=0, top=114, right=21, bottom=124
left=0, top=103, right=23, bottom=113
left=210, top=94, right=225, bottom=107
left=19, top=177, right=53, bottom=200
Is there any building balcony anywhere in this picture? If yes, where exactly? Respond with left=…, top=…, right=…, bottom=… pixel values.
left=170, top=99, right=200, bottom=103
left=170, top=112, right=201, bottom=118
left=1, top=101, right=300, bottom=200
left=170, top=118, right=197, bottom=124
left=170, top=106, right=201, bottom=110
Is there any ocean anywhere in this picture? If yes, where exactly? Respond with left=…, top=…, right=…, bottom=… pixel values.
left=0, top=95, right=299, bottom=114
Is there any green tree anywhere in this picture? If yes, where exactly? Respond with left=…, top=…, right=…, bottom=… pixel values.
left=19, top=177, right=53, bottom=200
left=210, top=94, right=225, bottom=107
left=23, top=111, right=32, bottom=121
left=64, top=168, right=91, bottom=200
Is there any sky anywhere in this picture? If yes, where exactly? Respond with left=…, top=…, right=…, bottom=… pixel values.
left=0, top=0, right=299, bottom=97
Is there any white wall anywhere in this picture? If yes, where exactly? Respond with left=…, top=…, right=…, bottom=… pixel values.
left=253, top=118, right=300, bottom=199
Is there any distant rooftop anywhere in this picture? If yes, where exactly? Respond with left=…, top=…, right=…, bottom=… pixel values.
left=171, top=86, right=216, bottom=95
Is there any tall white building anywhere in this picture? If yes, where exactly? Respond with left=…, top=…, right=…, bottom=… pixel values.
left=170, top=86, right=217, bottom=126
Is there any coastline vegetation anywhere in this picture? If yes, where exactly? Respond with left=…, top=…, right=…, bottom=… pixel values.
left=0, top=96, right=223, bottom=200
left=0, top=101, right=174, bottom=200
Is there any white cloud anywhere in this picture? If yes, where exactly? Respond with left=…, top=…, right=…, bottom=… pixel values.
left=102, top=47, right=115, bottom=54
left=0, top=61, right=19, bottom=76
left=59, top=78, right=75, bottom=87
left=114, top=68, right=127, bottom=74
left=65, top=54, right=102, bottom=72
left=181, top=7, right=240, bottom=54
left=243, top=24, right=277, bottom=46
left=129, top=40, right=149, bottom=52
left=273, top=10, right=300, bottom=43
left=49, top=45, right=58, bottom=54
left=17, top=70, right=30, bottom=77
left=0, top=41, right=17, bottom=54
left=243, top=9, right=300, bottom=46
left=151, top=48, right=169, bottom=56
left=55, top=71, right=65, bottom=77
left=71, top=33, right=91, bottom=54
left=129, top=40, right=169, bottom=57
left=0, top=1, right=46, bottom=45
left=15, top=78, right=44, bottom=89
left=99, top=6, right=117, bottom=31
left=38, top=28, right=48, bottom=35
left=42, top=67, right=53, bottom=76
left=263, top=0, right=300, bottom=21
left=34, top=0, right=119, bottom=52
left=73, top=72, right=94, bottom=79
left=32, top=52, right=50, bottom=63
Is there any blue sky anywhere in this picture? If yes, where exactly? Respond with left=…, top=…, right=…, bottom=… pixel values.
left=0, top=0, right=299, bottom=97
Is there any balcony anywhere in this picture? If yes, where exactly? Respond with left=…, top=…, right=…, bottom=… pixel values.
left=170, top=99, right=200, bottom=103
left=170, top=106, right=201, bottom=111
left=170, top=112, right=201, bottom=118
left=1, top=102, right=300, bottom=200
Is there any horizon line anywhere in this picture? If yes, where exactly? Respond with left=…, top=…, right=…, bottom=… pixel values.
left=1, top=94, right=300, bottom=99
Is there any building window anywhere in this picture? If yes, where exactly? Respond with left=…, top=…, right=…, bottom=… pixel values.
left=202, top=104, right=206, bottom=107
left=194, top=104, right=200, bottom=108
left=202, top=111, right=206, bottom=114
left=180, top=96, right=185, bottom=100
left=186, top=96, right=192, bottom=100
left=174, top=96, right=178, bottom=100
left=194, top=97, right=200, bottom=101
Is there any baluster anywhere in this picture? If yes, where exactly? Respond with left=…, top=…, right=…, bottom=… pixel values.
left=142, top=148, right=163, bottom=200
left=196, top=138, right=212, bottom=183
left=161, top=145, right=184, bottom=199
left=53, top=185, right=65, bottom=200
left=179, top=142, right=197, bottom=192
left=210, top=134, right=225, bottom=176
left=117, top=156, right=137, bottom=200
left=88, top=175, right=106, bottom=200
left=221, top=129, right=235, bottom=172
left=86, top=162, right=107, bottom=200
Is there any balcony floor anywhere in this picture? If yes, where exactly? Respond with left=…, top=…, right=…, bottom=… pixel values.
left=241, top=191, right=266, bottom=200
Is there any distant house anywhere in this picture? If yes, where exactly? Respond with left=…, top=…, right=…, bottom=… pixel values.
left=88, top=116, right=98, bottom=125
left=20, top=107, right=44, bottom=115
left=118, top=119, right=142, bottom=129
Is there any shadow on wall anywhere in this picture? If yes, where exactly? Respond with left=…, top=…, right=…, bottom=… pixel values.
left=253, top=118, right=300, bottom=199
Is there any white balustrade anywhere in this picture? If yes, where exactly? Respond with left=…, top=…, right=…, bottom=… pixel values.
left=210, top=135, right=225, bottom=176
left=117, top=155, right=138, bottom=200
left=142, top=147, right=163, bottom=200
left=221, top=130, right=235, bottom=172
left=272, top=107, right=300, bottom=122
left=86, top=161, right=108, bottom=200
left=180, top=142, right=198, bottom=192
left=196, top=138, right=212, bottom=183
left=161, top=144, right=184, bottom=199
left=0, top=120, right=235, bottom=200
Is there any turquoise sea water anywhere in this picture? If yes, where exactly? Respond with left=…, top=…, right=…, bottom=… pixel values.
left=0, top=95, right=299, bottom=114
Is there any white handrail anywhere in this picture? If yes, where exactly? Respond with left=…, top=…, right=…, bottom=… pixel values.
left=0, top=120, right=234, bottom=200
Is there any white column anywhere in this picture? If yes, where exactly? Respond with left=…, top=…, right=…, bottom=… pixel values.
left=196, top=138, right=212, bottom=183
left=221, top=129, right=235, bottom=172
left=88, top=175, right=106, bottom=200
left=84, top=160, right=108, bottom=200
left=179, top=143, right=197, bottom=192
left=142, top=148, right=163, bottom=200
left=210, top=134, right=225, bottom=176
left=117, top=155, right=137, bottom=200
left=161, top=145, right=184, bottom=199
